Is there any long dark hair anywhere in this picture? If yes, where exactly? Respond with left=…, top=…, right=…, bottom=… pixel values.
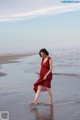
left=39, top=48, right=49, bottom=57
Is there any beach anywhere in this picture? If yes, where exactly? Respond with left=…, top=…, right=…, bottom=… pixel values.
left=0, top=53, right=36, bottom=77
left=0, top=49, right=80, bottom=120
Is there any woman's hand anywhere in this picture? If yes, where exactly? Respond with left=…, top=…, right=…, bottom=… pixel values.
left=43, top=76, right=47, bottom=80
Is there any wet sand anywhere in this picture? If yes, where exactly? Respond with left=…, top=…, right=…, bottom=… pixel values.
left=0, top=53, right=36, bottom=64
left=0, top=72, right=7, bottom=76
left=0, top=53, right=36, bottom=77
left=0, top=75, right=80, bottom=120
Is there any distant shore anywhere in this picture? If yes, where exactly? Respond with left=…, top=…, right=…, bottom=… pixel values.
left=0, top=53, right=36, bottom=77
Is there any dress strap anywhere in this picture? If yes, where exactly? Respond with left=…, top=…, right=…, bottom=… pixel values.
left=48, top=56, right=51, bottom=60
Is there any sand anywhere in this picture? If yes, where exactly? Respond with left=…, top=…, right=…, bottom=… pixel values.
left=0, top=53, right=36, bottom=77
left=0, top=72, right=7, bottom=76
left=0, top=53, right=36, bottom=64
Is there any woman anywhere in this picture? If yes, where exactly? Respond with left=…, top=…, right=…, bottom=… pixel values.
left=31, top=48, right=53, bottom=105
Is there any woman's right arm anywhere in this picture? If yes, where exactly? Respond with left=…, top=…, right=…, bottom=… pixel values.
left=38, top=58, right=43, bottom=79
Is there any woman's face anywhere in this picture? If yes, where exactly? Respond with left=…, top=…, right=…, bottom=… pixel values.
left=40, top=52, right=46, bottom=58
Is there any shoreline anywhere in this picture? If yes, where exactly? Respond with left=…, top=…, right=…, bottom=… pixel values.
left=0, top=53, right=36, bottom=77
left=0, top=53, right=37, bottom=65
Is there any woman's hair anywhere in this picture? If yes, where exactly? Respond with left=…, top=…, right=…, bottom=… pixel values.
left=39, top=48, right=49, bottom=57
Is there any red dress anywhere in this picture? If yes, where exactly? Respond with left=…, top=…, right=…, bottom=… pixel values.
left=33, top=56, right=52, bottom=93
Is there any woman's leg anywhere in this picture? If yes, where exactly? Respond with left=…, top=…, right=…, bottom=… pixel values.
left=32, top=85, right=42, bottom=104
left=46, top=87, right=53, bottom=104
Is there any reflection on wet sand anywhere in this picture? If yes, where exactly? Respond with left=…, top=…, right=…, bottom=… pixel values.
left=29, top=103, right=54, bottom=120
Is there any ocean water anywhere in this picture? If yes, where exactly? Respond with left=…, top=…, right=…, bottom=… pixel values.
left=18, top=48, right=80, bottom=76
left=0, top=48, right=80, bottom=76
left=52, top=48, right=80, bottom=76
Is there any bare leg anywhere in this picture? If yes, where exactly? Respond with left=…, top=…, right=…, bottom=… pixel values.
left=31, top=85, right=42, bottom=104
left=46, top=87, right=53, bottom=104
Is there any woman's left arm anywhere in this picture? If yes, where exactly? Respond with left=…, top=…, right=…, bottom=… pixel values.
left=43, top=58, right=53, bottom=80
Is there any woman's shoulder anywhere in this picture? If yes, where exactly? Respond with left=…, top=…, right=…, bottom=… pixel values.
left=48, top=56, right=53, bottom=63
left=48, top=56, right=52, bottom=60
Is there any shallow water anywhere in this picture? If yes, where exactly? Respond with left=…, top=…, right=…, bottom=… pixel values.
left=0, top=48, right=80, bottom=120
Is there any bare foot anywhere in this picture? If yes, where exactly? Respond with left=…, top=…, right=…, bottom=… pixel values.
left=29, top=101, right=38, bottom=105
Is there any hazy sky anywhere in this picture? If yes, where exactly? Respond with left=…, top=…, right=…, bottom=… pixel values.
left=0, top=0, right=80, bottom=53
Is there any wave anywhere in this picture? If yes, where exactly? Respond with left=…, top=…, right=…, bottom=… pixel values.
left=53, top=73, right=80, bottom=77
left=56, top=64, right=80, bottom=67
left=36, top=72, right=80, bottom=77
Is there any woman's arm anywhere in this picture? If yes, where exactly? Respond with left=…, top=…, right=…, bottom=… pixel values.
left=43, top=58, right=53, bottom=80
left=37, top=59, right=43, bottom=79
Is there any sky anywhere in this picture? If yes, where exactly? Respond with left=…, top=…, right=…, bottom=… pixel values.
left=0, top=0, right=80, bottom=53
